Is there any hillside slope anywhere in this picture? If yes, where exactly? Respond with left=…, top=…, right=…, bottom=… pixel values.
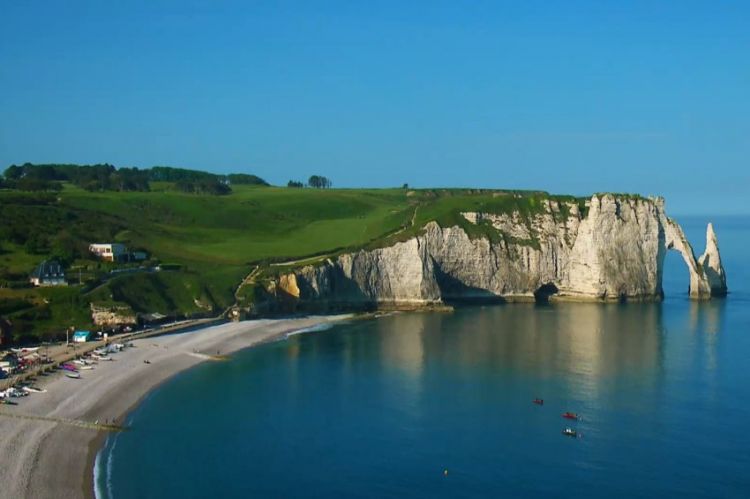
left=1, top=184, right=726, bottom=341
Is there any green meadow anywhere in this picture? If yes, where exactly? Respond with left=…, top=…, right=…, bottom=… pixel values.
left=1, top=183, right=585, bottom=341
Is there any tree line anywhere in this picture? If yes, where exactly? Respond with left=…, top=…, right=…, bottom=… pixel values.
left=2, top=163, right=269, bottom=195
left=3, top=163, right=150, bottom=192
left=287, top=175, right=333, bottom=189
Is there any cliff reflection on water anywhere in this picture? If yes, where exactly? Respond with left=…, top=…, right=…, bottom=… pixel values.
left=332, top=302, right=722, bottom=389
left=275, top=300, right=729, bottom=427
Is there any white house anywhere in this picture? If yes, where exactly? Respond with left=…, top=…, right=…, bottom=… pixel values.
left=89, top=243, right=128, bottom=262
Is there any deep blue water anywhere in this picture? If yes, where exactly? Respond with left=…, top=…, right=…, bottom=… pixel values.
left=97, top=216, right=750, bottom=498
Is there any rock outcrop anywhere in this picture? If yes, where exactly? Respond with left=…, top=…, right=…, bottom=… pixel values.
left=698, top=223, right=728, bottom=296
left=90, top=303, right=137, bottom=327
left=259, top=194, right=727, bottom=312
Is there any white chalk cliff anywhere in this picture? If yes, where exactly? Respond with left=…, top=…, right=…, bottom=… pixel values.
left=263, top=194, right=727, bottom=311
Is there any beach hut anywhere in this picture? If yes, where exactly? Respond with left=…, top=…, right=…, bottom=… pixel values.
left=72, top=331, right=91, bottom=343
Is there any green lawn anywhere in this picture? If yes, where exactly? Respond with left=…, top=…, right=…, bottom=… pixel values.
left=61, top=185, right=415, bottom=264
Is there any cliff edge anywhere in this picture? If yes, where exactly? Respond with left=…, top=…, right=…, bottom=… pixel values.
left=255, top=194, right=727, bottom=312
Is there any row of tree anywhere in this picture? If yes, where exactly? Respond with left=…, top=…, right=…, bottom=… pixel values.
left=3, top=163, right=150, bottom=192
left=174, top=179, right=232, bottom=196
left=2, top=163, right=269, bottom=194
left=147, top=166, right=266, bottom=186
left=287, top=175, right=333, bottom=189
left=0, top=193, right=124, bottom=267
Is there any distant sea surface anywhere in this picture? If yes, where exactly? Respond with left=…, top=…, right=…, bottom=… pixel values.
left=97, top=215, right=750, bottom=498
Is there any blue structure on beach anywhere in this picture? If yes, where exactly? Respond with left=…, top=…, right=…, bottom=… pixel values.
left=72, top=331, right=90, bottom=343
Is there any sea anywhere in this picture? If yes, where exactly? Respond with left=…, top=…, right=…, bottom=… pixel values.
left=95, top=215, right=750, bottom=498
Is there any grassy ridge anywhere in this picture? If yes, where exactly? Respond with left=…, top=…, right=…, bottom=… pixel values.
left=1, top=184, right=589, bottom=341
left=62, top=185, right=414, bottom=265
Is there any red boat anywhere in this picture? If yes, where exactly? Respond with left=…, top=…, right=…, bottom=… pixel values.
left=533, top=398, right=544, bottom=405
left=562, top=412, right=579, bottom=420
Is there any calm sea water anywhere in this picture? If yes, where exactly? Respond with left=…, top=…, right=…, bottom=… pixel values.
left=97, top=216, right=750, bottom=498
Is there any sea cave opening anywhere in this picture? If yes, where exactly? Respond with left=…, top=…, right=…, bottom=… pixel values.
left=663, top=247, right=691, bottom=298
left=534, top=283, right=559, bottom=304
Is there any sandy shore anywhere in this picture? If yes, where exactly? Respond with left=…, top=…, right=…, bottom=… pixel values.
left=0, top=315, right=351, bottom=499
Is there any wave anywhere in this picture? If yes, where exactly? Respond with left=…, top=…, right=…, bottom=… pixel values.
left=94, top=423, right=123, bottom=499
left=93, top=441, right=104, bottom=499
left=285, top=322, right=336, bottom=338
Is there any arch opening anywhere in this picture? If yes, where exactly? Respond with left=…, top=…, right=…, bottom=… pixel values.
left=534, top=283, right=559, bottom=304
left=663, top=246, right=692, bottom=297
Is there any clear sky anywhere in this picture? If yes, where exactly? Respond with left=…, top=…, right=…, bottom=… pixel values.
left=1, top=1, right=748, bottom=214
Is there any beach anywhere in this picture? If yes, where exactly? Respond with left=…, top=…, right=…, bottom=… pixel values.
left=0, top=316, right=350, bottom=499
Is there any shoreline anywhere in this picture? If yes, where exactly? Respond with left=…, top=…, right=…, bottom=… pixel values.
left=0, top=315, right=352, bottom=499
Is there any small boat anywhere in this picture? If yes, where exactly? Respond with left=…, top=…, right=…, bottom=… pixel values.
left=533, top=398, right=544, bottom=405
left=6, top=388, right=27, bottom=398
left=22, top=386, right=47, bottom=394
left=562, top=412, right=579, bottom=420
left=79, top=366, right=94, bottom=370
left=66, top=372, right=81, bottom=379
left=11, top=347, right=39, bottom=354
left=562, top=428, right=577, bottom=437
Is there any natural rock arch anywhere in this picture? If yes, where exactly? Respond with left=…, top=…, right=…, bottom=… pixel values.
left=660, top=219, right=727, bottom=299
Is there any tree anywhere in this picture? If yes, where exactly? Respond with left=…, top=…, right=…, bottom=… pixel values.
left=174, top=179, right=232, bottom=195
left=227, top=173, right=269, bottom=186
left=24, top=233, right=49, bottom=254
left=307, top=175, right=332, bottom=189
left=4, top=165, right=24, bottom=180
left=287, top=180, right=304, bottom=188
left=50, top=231, right=79, bottom=265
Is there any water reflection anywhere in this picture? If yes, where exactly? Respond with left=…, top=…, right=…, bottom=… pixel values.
left=376, top=313, right=426, bottom=377
left=287, top=301, right=727, bottom=407
left=378, top=304, right=666, bottom=378
left=690, top=299, right=727, bottom=374
left=689, top=300, right=725, bottom=336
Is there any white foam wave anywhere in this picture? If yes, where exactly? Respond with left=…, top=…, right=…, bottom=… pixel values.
left=93, top=442, right=104, bottom=499
left=94, top=431, right=120, bottom=499
left=286, top=322, right=335, bottom=338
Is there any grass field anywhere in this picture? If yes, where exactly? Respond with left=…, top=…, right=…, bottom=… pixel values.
left=1, top=183, right=586, bottom=341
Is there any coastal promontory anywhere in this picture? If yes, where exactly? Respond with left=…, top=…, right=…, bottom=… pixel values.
left=0, top=167, right=727, bottom=341
left=256, top=194, right=727, bottom=312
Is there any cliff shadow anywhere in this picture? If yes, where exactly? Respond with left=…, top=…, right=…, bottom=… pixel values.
left=433, top=263, right=508, bottom=306
left=295, top=265, right=378, bottom=314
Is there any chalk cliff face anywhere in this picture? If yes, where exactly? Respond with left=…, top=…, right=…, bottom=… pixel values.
left=262, top=195, right=727, bottom=312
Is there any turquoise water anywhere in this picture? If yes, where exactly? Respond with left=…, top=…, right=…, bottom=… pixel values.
left=97, top=216, right=750, bottom=498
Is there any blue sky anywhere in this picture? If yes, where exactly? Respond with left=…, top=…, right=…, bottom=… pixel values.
left=1, top=1, right=748, bottom=214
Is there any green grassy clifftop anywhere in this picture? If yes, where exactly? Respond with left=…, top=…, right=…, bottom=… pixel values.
left=1, top=180, right=594, bottom=341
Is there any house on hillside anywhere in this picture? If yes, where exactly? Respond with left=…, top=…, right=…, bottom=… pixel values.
left=89, top=243, right=128, bottom=262
left=29, top=260, right=67, bottom=286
